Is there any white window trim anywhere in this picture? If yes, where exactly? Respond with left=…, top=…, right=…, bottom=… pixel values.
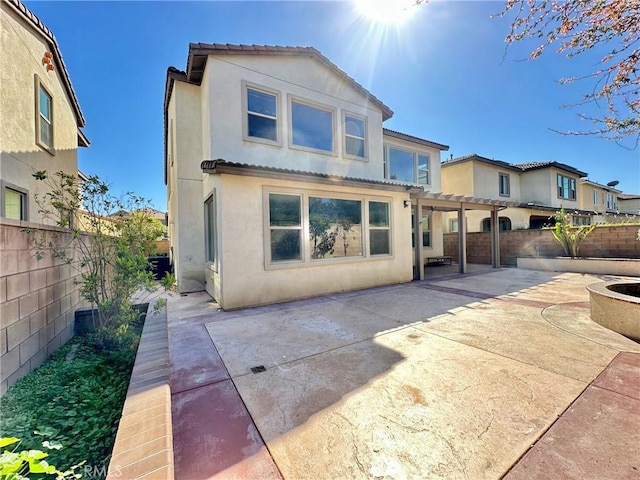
left=383, top=144, right=431, bottom=186
left=263, top=186, right=393, bottom=269
left=35, top=75, right=54, bottom=155
left=242, top=81, right=282, bottom=147
left=1, top=181, right=29, bottom=221
left=204, top=191, right=219, bottom=272
left=342, top=111, right=368, bottom=161
left=288, top=95, right=337, bottom=157
left=499, top=172, right=510, bottom=197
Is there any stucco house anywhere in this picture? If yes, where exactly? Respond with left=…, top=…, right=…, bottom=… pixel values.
left=440, top=155, right=603, bottom=232
left=577, top=179, right=622, bottom=224
left=165, top=43, right=511, bottom=309
left=619, top=193, right=640, bottom=216
left=0, top=0, right=89, bottom=223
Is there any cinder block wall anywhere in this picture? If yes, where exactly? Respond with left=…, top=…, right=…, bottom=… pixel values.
left=443, top=225, right=640, bottom=266
left=0, top=219, right=86, bottom=395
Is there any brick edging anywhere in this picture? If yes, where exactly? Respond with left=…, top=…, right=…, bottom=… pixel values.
left=107, top=297, right=174, bottom=479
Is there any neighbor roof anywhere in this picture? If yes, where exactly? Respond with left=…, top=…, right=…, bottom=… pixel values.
left=383, top=128, right=449, bottom=151
left=442, top=154, right=588, bottom=176
left=619, top=193, right=640, bottom=200
left=3, top=0, right=88, bottom=144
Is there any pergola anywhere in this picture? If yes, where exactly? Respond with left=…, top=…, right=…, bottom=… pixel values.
left=410, top=192, right=520, bottom=281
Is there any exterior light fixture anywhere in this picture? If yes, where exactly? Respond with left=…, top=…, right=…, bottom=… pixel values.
left=403, top=200, right=410, bottom=208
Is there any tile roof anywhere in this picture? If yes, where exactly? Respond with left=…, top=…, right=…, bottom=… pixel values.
left=443, top=155, right=588, bottom=177
left=619, top=193, right=640, bottom=200
left=383, top=128, right=449, bottom=151
left=3, top=0, right=87, bottom=132
left=200, top=159, right=423, bottom=192
left=182, top=43, right=393, bottom=121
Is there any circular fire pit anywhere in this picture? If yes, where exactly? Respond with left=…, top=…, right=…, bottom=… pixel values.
left=587, top=281, right=640, bottom=341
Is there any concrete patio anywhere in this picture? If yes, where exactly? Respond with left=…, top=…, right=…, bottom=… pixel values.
left=167, top=268, right=640, bottom=479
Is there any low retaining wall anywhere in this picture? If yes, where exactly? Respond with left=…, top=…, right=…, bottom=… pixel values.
left=517, top=257, right=640, bottom=276
left=107, top=297, right=174, bottom=479
left=587, top=281, right=640, bottom=341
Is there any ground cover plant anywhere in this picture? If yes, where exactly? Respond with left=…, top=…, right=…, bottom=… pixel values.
left=0, top=312, right=144, bottom=479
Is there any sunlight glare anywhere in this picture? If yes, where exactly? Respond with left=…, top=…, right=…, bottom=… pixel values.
left=353, top=0, right=419, bottom=26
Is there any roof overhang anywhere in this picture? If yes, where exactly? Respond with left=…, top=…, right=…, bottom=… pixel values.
left=383, top=128, right=449, bottom=151
left=201, top=159, right=423, bottom=193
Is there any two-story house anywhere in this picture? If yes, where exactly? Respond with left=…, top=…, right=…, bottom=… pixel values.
left=165, top=44, right=511, bottom=309
left=0, top=0, right=89, bottom=223
left=578, top=179, right=622, bottom=223
left=441, top=155, right=590, bottom=232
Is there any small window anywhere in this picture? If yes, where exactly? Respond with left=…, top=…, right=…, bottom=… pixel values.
left=557, top=174, right=576, bottom=200
left=450, top=218, right=459, bottom=233
left=4, top=187, right=27, bottom=220
left=269, top=193, right=302, bottom=262
left=422, top=212, right=431, bottom=247
left=344, top=115, right=366, bottom=158
left=592, top=189, right=598, bottom=205
left=482, top=217, right=512, bottom=232
left=369, top=201, right=390, bottom=255
left=606, top=193, right=617, bottom=210
left=36, top=78, right=53, bottom=152
left=418, top=155, right=430, bottom=185
left=572, top=215, right=591, bottom=226
left=247, top=87, right=278, bottom=142
left=309, top=197, right=362, bottom=259
left=291, top=100, right=333, bottom=152
left=499, top=173, right=510, bottom=197
left=204, top=194, right=217, bottom=267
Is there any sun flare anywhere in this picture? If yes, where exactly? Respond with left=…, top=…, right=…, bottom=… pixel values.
left=353, top=0, right=419, bottom=26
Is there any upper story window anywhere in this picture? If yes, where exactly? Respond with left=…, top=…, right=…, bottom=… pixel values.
left=246, top=86, right=278, bottom=143
left=36, top=77, right=53, bottom=153
left=344, top=114, right=366, bottom=159
left=499, top=173, right=510, bottom=197
left=291, top=99, right=334, bottom=153
left=593, top=189, right=598, bottom=205
left=384, top=145, right=430, bottom=185
left=606, top=193, right=617, bottom=210
left=557, top=174, right=576, bottom=200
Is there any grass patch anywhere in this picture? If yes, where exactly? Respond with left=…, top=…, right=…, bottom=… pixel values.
left=0, top=313, right=145, bottom=478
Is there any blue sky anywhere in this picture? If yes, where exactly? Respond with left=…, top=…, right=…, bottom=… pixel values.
left=26, top=0, right=640, bottom=210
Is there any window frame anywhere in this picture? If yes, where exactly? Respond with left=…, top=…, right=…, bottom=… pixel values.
left=421, top=212, right=431, bottom=247
left=1, top=181, right=28, bottom=221
left=499, top=172, right=511, bottom=197
left=266, top=192, right=304, bottom=265
left=288, top=96, right=336, bottom=156
left=383, top=144, right=431, bottom=186
left=342, top=112, right=368, bottom=161
left=242, top=82, right=281, bottom=146
left=204, top=192, right=218, bottom=271
left=557, top=174, right=576, bottom=201
left=592, top=189, right=598, bottom=206
left=606, top=193, right=617, bottom=210
left=35, top=75, right=54, bottom=155
left=368, top=200, right=392, bottom=256
left=450, top=218, right=459, bottom=233
left=263, top=187, right=393, bottom=269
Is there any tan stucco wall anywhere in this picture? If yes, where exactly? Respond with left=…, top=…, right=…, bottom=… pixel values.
left=441, top=161, right=474, bottom=197
left=204, top=54, right=386, bottom=180
left=203, top=173, right=413, bottom=310
left=619, top=198, right=640, bottom=215
left=520, top=168, right=580, bottom=209
left=0, top=4, right=80, bottom=224
left=167, top=82, right=206, bottom=292
left=472, top=163, right=521, bottom=202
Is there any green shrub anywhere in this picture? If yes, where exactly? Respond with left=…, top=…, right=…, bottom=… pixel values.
left=0, top=324, right=141, bottom=479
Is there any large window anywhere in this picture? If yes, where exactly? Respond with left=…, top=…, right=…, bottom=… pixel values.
left=384, top=146, right=430, bottom=185
left=204, top=194, right=217, bottom=266
left=247, top=87, right=278, bottom=142
left=369, top=201, right=390, bottom=255
left=557, top=174, right=576, bottom=200
left=499, top=173, right=510, bottom=197
left=36, top=78, right=53, bottom=152
left=4, top=187, right=27, bottom=220
left=291, top=100, right=334, bottom=152
left=269, top=193, right=302, bottom=262
left=344, top=114, right=366, bottom=158
left=309, top=197, right=362, bottom=259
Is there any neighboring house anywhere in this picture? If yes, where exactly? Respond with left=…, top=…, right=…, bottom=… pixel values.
left=0, top=0, right=89, bottom=223
left=619, top=193, right=640, bottom=216
left=578, top=179, right=622, bottom=224
left=165, top=43, right=509, bottom=309
left=441, top=155, right=595, bottom=232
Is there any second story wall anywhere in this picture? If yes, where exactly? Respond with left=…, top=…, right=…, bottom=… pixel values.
left=521, top=167, right=581, bottom=209
left=441, top=161, right=474, bottom=197
left=0, top=2, right=82, bottom=224
left=203, top=54, right=386, bottom=180
left=472, top=162, right=521, bottom=202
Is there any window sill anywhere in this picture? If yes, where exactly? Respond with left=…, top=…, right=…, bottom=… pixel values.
left=289, top=143, right=336, bottom=158
left=266, top=253, right=394, bottom=270
left=243, top=135, right=282, bottom=148
left=37, top=142, right=55, bottom=156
